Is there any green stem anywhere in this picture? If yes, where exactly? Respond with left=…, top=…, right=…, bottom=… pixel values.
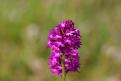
left=61, top=54, right=66, bottom=81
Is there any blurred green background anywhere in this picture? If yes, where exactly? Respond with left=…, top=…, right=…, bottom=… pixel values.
left=0, top=0, right=121, bottom=81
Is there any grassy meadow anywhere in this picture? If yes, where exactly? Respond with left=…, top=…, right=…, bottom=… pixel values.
left=0, top=0, right=121, bottom=81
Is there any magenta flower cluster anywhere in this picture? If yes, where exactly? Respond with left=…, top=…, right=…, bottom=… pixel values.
left=48, top=20, right=81, bottom=76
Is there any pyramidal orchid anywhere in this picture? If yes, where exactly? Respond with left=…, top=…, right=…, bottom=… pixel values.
left=48, top=20, right=81, bottom=81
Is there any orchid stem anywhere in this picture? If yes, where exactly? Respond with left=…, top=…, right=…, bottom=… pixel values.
left=61, top=54, right=66, bottom=81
